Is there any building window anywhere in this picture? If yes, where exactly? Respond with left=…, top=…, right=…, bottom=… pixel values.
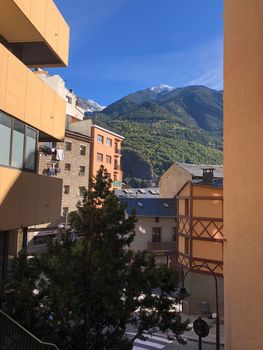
left=25, top=127, right=37, bottom=170
left=172, top=227, right=177, bottom=242
left=11, top=119, right=25, bottom=169
left=64, top=185, right=70, bottom=194
left=62, top=207, right=69, bottom=217
left=106, top=138, right=112, bottom=147
left=185, top=199, right=189, bottom=216
left=0, top=112, right=38, bottom=171
left=106, top=155, right=111, bottom=164
left=97, top=135, right=104, bottom=144
left=80, top=145, right=86, bottom=155
left=79, top=186, right=86, bottom=196
left=152, top=228, right=161, bottom=243
left=113, top=174, right=117, bottom=181
left=185, top=237, right=190, bottom=255
left=65, top=141, right=72, bottom=151
left=79, top=166, right=85, bottom=176
left=97, top=153, right=103, bottom=162
left=65, top=163, right=71, bottom=172
left=0, top=112, right=12, bottom=166
left=114, top=159, right=118, bottom=170
left=155, top=217, right=159, bottom=223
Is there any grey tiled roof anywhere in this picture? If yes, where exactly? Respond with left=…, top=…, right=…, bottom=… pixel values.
left=177, top=163, right=223, bottom=178
left=118, top=197, right=176, bottom=217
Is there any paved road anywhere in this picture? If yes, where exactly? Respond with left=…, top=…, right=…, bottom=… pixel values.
left=128, top=331, right=224, bottom=350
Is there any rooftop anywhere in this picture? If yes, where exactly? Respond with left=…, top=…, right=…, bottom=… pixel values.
left=118, top=197, right=176, bottom=217
left=115, top=188, right=160, bottom=199
left=177, top=163, right=223, bottom=178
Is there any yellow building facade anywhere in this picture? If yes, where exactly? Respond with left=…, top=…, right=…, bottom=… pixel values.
left=224, top=1, right=263, bottom=348
left=0, top=0, right=69, bottom=288
left=177, top=170, right=224, bottom=314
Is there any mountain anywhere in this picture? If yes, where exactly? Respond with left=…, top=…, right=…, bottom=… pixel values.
left=80, top=85, right=223, bottom=186
left=77, top=97, right=105, bottom=113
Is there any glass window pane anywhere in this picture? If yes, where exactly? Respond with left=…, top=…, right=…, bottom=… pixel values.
left=0, top=112, right=11, bottom=166
left=25, top=127, right=37, bottom=170
left=11, top=119, right=25, bottom=169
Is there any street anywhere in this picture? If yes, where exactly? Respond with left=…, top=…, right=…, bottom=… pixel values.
left=128, top=332, right=224, bottom=350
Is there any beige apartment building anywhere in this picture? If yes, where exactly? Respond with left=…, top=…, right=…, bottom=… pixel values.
left=0, top=0, right=69, bottom=304
left=159, top=162, right=223, bottom=198
left=116, top=188, right=177, bottom=266
left=224, top=1, right=263, bottom=349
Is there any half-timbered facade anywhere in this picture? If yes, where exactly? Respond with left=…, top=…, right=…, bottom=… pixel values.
left=176, top=168, right=224, bottom=314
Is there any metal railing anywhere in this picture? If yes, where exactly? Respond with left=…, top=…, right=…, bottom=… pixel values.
left=0, top=310, right=59, bottom=350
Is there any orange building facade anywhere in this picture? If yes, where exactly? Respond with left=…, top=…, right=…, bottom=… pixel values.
left=224, top=1, right=263, bottom=349
left=90, top=125, right=123, bottom=189
left=177, top=169, right=224, bottom=314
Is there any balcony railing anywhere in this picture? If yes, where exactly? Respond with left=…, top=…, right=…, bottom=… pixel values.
left=148, top=241, right=176, bottom=252
left=0, top=310, right=58, bottom=349
left=114, top=149, right=121, bottom=155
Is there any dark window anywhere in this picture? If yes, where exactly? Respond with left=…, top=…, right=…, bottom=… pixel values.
left=65, top=163, right=71, bottom=172
left=79, top=166, right=85, bottom=176
left=79, top=186, right=86, bottom=196
left=152, top=228, right=161, bottom=243
left=114, top=159, right=118, bottom=170
left=65, top=141, right=72, bottom=151
left=64, top=185, right=70, bottom=194
left=80, top=145, right=86, bottom=155
left=97, top=153, right=103, bottom=162
left=106, top=155, right=111, bottom=164
left=185, top=199, right=189, bottom=216
left=155, top=217, right=159, bottom=223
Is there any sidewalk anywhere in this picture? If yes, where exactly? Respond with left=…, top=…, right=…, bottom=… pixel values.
left=182, top=313, right=224, bottom=346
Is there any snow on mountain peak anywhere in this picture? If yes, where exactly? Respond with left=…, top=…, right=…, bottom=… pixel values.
left=77, top=98, right=106, bottom=113
left=150, top=84, right=175, bottom=94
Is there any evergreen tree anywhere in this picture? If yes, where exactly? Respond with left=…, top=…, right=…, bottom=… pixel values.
left=4, top=166, right=189, bottom=349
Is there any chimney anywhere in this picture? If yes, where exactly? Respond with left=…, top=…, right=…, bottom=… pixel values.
left=202, top=168, right=214, bottom=183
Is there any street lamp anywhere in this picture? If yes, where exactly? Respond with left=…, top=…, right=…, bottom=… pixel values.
left=176, top=263, right=220, bottom=350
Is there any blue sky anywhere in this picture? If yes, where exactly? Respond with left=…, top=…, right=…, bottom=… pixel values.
left=52, top=0, right=223, bottom=106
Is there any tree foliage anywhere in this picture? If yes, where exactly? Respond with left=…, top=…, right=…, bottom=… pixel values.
left=4, top=167, right=189, bottom=349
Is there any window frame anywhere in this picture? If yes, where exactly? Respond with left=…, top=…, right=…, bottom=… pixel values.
left=79, top=145, right=86, bottom=156
left=106, top=155, right=112, bottom=164
left=0, top=111, right=38, bottom=172
left=106, top=138, right=112, bottom=147
left=152, top=227, right=162, bottom=243
left=65, top=163, right=71, bottom=172
left=97, top=152, right=103, bottom=162
left=65, top=141, right=72, bottom=151
left=79, top=165, right=85, bottom=176
left=97, top=134, right=104, bottom=144
left=64, top=185, right=70, bottom=194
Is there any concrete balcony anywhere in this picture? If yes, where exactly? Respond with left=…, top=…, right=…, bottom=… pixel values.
left=0, top=0, right=69, bottom=67
left=147, top=241, right=176, bottom=252
left=0, top=43, right=66, bottom=141
left=0, top=167, right=62, bottom=231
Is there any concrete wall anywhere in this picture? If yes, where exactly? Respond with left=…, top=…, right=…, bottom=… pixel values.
left=224, top=1, right=263, bottom=349
left=183, top=271, right=224, bottom=316
left=0, top=44, right=66, bottom=141
left=131, top=216, right=176, bottom=251
left=38, top=134, right=91, bottom=226
left=159, top=164, right=191, bottom=198
left=0, top=167, right=62, bottom=231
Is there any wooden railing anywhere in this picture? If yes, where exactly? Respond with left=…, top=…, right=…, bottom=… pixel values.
left=0, top=310, right=59, bottom=350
